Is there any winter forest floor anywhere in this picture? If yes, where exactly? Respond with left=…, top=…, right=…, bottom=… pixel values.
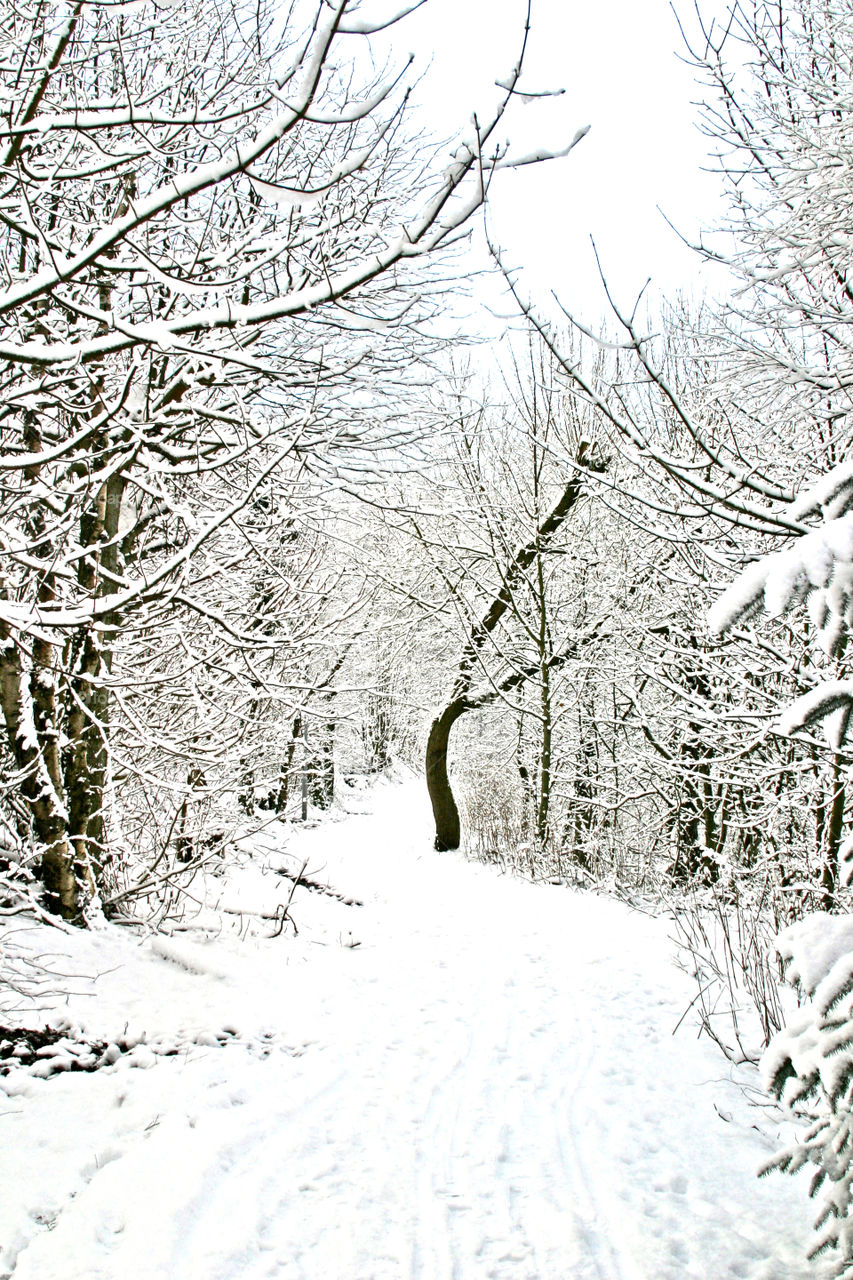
left=0, top=775, right=821, bottom=1280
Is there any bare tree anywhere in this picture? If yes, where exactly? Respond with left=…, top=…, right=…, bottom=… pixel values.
left=402, top=362, right=607, bottom=853
left=490, top=0, right=853, bottom=900
left=0, top=0, right=568, bottom=919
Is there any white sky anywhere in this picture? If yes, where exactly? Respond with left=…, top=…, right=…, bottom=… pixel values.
left=378, top=0, right=734, bottom=327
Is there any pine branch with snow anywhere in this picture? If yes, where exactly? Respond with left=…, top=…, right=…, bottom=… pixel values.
left=761, top=916, right=853, bottom=1274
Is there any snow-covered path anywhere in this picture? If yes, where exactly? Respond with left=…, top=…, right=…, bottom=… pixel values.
left=1, top=778, right=815, bottom=1279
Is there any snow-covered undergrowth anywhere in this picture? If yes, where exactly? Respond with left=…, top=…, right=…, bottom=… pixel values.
left=761, top=914, right=853, bottom=1274
left=671, top=891, right=790, bottom=1068
left=0, top=775, right=818, bottom=1279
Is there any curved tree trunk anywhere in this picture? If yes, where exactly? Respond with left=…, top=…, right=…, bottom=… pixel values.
left=422, top=441, right=605, bottom=852
left=425, top=699, right=467, bottom=851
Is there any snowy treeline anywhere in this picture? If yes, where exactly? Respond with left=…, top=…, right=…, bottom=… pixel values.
left=7, top=0, right=847, bottom=932
left=0, top=0, right=557, bottom=923
left=5, top=0, right=853, bottom=1272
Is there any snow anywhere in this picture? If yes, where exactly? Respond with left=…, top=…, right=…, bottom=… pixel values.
left=775, top=912, right=853, bottom=999
left=708, top=557, right=770, bottom=634
left=710, top=513, right=853, bottom=651
left=778, top=681, right=853, bottom=742
left=0, top=775, right=816, bottom=1279
left=791, top=461, right=853, bottom=521
left=247, top=177, right=323, bottom=213
left=495, top=125, right=591, bottom=170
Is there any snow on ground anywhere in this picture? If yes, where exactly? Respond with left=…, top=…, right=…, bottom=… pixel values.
left=0, top=773, right=819, bottom=1279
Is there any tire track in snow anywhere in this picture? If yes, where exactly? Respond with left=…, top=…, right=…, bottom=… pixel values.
left=554, top=1025, right=633, bottom=1280
left=415, top=963, right=537, bottom=1279
left=404, top=927, right=640, bottom=1280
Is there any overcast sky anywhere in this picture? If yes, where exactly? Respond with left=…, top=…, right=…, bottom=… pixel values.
left=378, top=0, right=733, bottom=328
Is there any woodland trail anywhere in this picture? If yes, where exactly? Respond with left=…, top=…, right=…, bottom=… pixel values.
left=2, top=778, right=813, bottom=1279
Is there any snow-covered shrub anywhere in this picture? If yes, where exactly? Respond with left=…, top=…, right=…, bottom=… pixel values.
left=0, top=927, right=84, bottom=1017
left=673, top=886, right=787, bottom=1066
left=761, top=915, right=853, bottom=1271
left=711, top=460, right=853, bottom=1271
left=459, top=757, right=525, bottom=871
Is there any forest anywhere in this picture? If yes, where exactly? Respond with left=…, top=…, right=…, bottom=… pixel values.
left=3, top=0, right=853, bottom=1274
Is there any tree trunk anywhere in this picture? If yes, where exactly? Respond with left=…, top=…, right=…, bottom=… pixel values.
left=238, top=753, right=255, bottom=815
left=425, top=699, right=467, bottom=851
left=534, top=550, right=552, bottom=850
left=0, top=637, right=81, bottom=918
left=273, top=715, right=302, bottom=814
left=423, top=442, right=601, bottom=852
left=819, top=755, right=846, bottom=910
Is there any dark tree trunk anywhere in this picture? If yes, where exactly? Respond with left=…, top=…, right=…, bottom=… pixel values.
left=425, top=699, right=467, bottom=851
left=819, top=755, right=846, bottom=910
